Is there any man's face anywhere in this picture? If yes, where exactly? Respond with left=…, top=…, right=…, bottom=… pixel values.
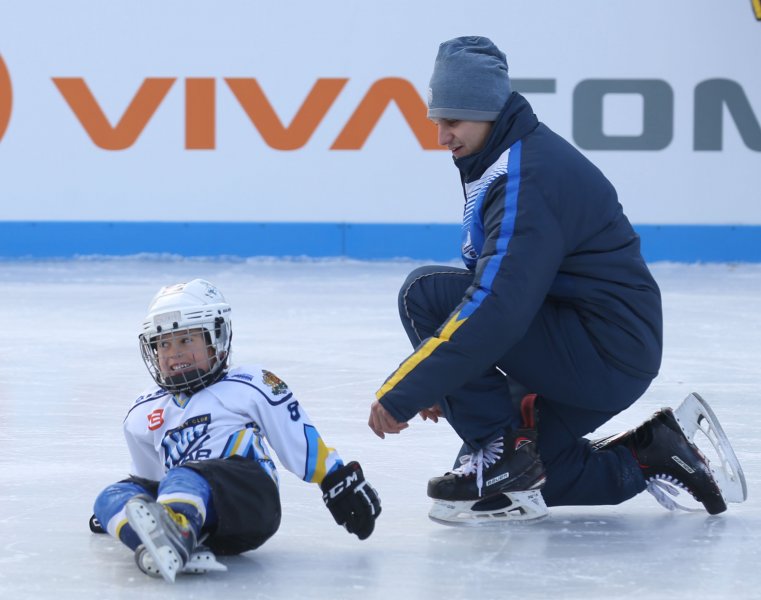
left=432, top=119, right=493, bottom=158
left=156, top=328, right=213, bottom=378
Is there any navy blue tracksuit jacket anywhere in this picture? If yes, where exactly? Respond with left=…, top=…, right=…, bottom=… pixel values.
left=376, top=93, right=664, bottom=507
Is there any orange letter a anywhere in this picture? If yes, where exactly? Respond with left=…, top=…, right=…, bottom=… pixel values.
left=332, top=78, right=441, bottom=150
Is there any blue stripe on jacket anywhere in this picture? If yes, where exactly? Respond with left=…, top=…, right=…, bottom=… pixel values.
left=461, top=140, right=522, bottom=320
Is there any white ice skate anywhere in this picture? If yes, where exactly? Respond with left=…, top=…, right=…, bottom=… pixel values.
left=672, top=392, right=748, bottom=506
left=428, top=488, right=548, bottom=526
left=125, top=495, right=199, bottom=583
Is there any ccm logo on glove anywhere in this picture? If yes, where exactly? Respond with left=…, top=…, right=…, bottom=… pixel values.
left=323, top=471, right=359, bottom=498
left=320, top=461, right=381, bottom=540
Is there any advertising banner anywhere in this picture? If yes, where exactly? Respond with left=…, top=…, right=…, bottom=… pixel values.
left=0, top=1, right=759, bottom=259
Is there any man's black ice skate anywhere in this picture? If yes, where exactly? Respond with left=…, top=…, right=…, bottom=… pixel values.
left=125, top=495, right=199, bottom=583
left=593, top=393, right=747, bottom=515
left=427, top=395, right=547, bottom=525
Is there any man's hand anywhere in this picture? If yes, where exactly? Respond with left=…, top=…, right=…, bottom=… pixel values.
left=419, top=405, right=444, bottom=423
left=320, top=462, right=381, bottom=540
left=368, top=401, right=409, bottom=439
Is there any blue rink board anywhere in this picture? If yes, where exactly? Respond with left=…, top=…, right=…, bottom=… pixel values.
left=0, top=222, right=760, bottom=263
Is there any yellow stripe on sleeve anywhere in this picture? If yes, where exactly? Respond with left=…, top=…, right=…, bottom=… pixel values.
left=376, top=311, right=467, bottom=400
left=310, top=438, right=335, bottom=484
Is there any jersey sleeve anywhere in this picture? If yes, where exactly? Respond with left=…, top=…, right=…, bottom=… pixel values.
left=228, top=369, right=344, bottom=486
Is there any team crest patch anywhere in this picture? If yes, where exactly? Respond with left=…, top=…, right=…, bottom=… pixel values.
left=262, top=370, right=288, bottom=395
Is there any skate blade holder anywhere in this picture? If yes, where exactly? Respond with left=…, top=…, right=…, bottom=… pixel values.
left=674, top=393, right=748, bottom=504
left=183, top=549, right=228, bottom=574
left=428, top=489, right=549, bottom=526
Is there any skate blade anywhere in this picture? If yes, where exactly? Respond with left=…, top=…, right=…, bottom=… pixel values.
left=673, top=393, right=748, bottom=504
left=428, top=490, right=548, bottom=526
left=125, top=499, right=181, bottom=583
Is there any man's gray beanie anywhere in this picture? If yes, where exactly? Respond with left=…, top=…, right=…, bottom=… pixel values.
left=427, top=36, right=511, bottom=121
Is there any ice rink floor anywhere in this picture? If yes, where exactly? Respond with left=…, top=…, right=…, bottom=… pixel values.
left=1, top=258, right=759, bottom=599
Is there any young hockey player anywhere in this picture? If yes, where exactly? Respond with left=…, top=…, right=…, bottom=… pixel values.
left=368, top=36, right=746, bottom=524
left=93, top=279, right=381, bottom=582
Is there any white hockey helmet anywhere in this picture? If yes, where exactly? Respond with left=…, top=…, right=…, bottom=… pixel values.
left=139, top=279, right=232, bottom=394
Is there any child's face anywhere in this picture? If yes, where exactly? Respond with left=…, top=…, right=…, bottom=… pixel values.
left=156, top=328, right=214, bottom=378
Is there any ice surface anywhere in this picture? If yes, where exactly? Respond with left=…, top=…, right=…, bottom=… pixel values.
left=0, top=259, right=759, bottom=599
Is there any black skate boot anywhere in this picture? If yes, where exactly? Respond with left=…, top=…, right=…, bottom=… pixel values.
left=427, top=395, right=547, bottom=524
left=593, top=407, right=727, bottom=515
left=125, top=495, right=199, bottom=583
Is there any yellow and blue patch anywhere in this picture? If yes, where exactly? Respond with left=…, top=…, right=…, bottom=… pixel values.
left=221, top=422, right=278, bottom=483
left=303, top=424, right=336, bottom=484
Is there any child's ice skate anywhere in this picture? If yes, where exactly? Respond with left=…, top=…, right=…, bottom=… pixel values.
left=593, top=392, right=747, bottom=514
left=125, top=495, right=199, bottom=583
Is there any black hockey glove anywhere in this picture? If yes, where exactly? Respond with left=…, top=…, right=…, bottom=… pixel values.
left=320, top=461, right=381, bottom=540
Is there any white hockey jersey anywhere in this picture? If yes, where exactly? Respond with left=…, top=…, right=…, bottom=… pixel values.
left=123, top=365, right=344, bottom=487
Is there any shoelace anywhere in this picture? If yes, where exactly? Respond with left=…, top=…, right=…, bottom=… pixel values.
left=646, top=476, right=703, bottom=512
left=452, top=437, right=504, bottom=497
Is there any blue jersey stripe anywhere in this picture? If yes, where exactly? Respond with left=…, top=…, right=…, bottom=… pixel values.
left=460, top=140, right=522, bottom=319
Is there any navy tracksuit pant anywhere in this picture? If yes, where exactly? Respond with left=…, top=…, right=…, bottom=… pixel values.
left=399, top=265, right=653, bottom=507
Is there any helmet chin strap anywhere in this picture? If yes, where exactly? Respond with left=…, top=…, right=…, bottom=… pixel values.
left=163, top=368, right=207, bottom=392
left=161, top=354, right=229, bottom=394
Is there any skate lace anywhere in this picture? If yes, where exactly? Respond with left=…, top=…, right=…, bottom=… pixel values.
left=452, top=437, right=504, bottom=497
left=645, top=476, right=703, bottom=512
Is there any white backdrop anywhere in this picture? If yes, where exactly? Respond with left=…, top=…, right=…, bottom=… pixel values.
left=0, top=1, right=759, bottom=225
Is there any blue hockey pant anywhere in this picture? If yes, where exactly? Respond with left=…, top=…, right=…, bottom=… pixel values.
left=93, top=466, right=211, bottom=551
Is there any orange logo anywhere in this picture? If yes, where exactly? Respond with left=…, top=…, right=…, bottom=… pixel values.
left=0, top=54, right=12, bottom=142
left=51, top=77, right=442, bottom=151
left=147, top=408, right=165, bottom=430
